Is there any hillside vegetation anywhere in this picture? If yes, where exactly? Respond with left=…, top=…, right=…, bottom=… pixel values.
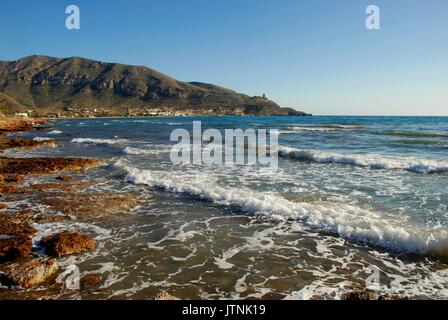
left=0, top=56, right=309, bottom=117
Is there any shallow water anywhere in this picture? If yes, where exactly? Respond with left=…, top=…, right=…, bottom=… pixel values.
left=1, top=116, right=448, bottom=299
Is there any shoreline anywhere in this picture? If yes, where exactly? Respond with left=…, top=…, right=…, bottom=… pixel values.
left=20, top=114, right=448, bottom=122
left=36, top=114, right=312, bottom=120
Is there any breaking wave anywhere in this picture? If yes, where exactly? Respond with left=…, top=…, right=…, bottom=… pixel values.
left=33, top=137, right=54, bottom=142
left=286, top=127, right=338, bottom=132
left=71, top=138, right=127, bottom=145
left=124, top=147, right=159, bottom=156
left=284, top=124, right=360, bottom=132
left=278, top=146, right=448, bottom=174
left=115, top=161, right=448, bottom=259
left=48, top=130, right=63, bottom=135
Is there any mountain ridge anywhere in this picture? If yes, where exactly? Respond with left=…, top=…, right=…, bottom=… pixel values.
left=0, top=55, right=310, bottom=117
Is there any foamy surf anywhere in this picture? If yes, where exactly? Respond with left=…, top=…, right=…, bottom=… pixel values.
left=48, top=130, right=63, bottom=135
left=124, top=147, right=159, bottom=156
left=33, top=137, right=54, bottom=142
left=278, top=146, right=448, bottom=174
left=115, top=160, right=448, bottom=259
left=281, top=124, right=362, bottom=133
left=287, top=126, right=338, bottom=132
left=71, top=138, right=128, bottom=145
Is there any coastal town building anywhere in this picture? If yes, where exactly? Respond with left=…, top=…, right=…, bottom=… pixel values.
left=14, top=112, right=29, bottom=119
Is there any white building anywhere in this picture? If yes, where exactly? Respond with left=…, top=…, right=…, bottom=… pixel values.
left=14, top=113, right=28, bottom=119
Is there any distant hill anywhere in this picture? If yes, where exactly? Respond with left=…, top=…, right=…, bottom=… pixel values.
left=0, top=55, right=310, bottom=117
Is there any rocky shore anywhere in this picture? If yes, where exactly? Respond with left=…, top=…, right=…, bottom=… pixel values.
left=0, top=116, right=147, bottom=295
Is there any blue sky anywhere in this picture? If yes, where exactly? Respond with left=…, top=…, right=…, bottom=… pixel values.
left=0, top=0, right=447, bottom=115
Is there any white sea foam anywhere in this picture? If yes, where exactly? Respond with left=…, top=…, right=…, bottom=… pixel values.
left=283, top=124, right=361, bottom=133
left=278, top=146, right=448, bottom=174
left=71, top=138, right=127, bottom=145
left=48, top=130, right=63, bottom=135
left=286, top=126, right=338, bottom=132
left=115, top=160, right=448, bottom=258
left=33, top=137, right=54, bottom=142
left=124, top=147, right=159, bottom=156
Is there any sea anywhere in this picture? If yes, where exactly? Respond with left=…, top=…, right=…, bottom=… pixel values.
left=2, top=115, right=448, bottom=299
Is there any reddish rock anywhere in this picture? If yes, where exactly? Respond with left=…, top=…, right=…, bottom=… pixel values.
left=40, top=231, right=96, bottom=257
left=0, top=202, right=8, bottom=210
left=0, top=236, right=33, bottom=261
left=33, top=214, right=71, bottom=224
left=81, top=274, right=101, bottom=292
left=0, top=257, right=58, bottom=288
left=153, top=292, right=179, bottom=300
left=0, top=213, right=36, bottom=236
left=0, top=157, right=103, bottom=175
left=0, top=137, right=55, bottom=152
left=341, top=290, right=378, bottom=300
left=37, top=191, right=138, bottom=219
left=0, top=213, right=36, bottom=262
left=377, top=294, right=410, bottom=300
left=341, top=286, right=409, bottom=300
left=30, top=181, right=94, bottom=192
left=0, top=117, right=47, bottom=133
left=3, top=174, right=24, bottom=184
left=0, top=183, right=16, bottom=194
left=55, top=175, right=75, bottom=182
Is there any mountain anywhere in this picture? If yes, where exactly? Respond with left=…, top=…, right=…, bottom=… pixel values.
left=0, top=55, right=310, bottom=117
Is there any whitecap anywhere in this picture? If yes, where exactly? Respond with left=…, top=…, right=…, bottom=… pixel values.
left=33, top=137, right=54, bottom=142
left=115, top=160, right=448, bottom=259
left=278, top=146, right=448, bottom=174
left=71, top=138, right=127, bottom=145
left=124, top=147, right=159, bottom=156
left=48, top=130, right=63, bottom=135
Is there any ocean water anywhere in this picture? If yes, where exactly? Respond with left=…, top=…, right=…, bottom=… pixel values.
left=3, top=116, right=448, bottom=299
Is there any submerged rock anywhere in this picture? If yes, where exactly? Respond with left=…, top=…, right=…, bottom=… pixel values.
left=30, top=181, right=94, bottom=192
left=0, top=213, right=36, bottom=235
left=33, top=214, right=71, bottom=224
left=0, top=213, right=36, bottom=262
left=341, top=286, right=410, bottom=300
left=341, top=290, right=378, bottom=300
left=153, top=291, right=179, bottom=300
left=0, top=157, right=103, bottom=175
left=2, top=174, right=24, bottom=184
left=0, top=236, right=33, bottom=262
left=0, top=174, right=24, bottom=195
left=55, top=175, right=75, bottom=182
left=0, top=257, right=58, bottom=288
left=0, top=138, right=55, bottom=152
left=81, top=274, right=101, bottom=292
left=40, top=231, right=96, bottom=257
left=37, top=191, right=139, bottom=219
left=0, top=183, right=16, bottom=194
left=0, top=117, right=47, bottom=133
